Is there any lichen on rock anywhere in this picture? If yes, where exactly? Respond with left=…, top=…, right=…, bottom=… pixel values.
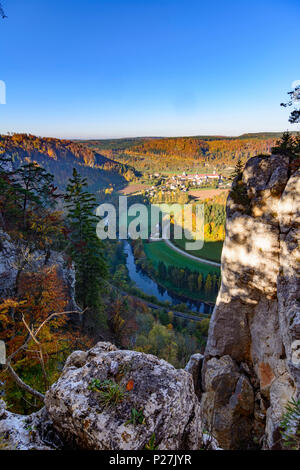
left=44, top=342, right=202, bottom=450
left=0, top=399, right=59, bottom=450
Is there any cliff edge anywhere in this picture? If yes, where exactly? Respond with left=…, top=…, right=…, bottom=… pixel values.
left=201, top=154, right=300, bottom=449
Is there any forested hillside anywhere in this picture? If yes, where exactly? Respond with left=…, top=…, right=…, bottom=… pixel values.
left=81, top=134, right=287, bottom=173
left=123, top=136, right=277, bottom=165
left=0, top=134, right=138, bottom=193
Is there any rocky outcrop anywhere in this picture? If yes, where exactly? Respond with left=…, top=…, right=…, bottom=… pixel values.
left=0, top=399, right=62, bottom=450
left=0, top=230, right=78, bottom=311
left=200, top=155, right=300, bottom=449
left=1, top=343, right=202, bottom=450
left=44, top=342, right=202, bottom=450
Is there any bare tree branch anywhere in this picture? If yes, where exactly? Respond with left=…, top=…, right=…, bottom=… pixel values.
left=22, top=314, right=48, bottom=389
left=6, top=362, right=45, bottom=401
left=5, top=309, right=85, bottom=401
left=34, top=309, right=85, bottom=338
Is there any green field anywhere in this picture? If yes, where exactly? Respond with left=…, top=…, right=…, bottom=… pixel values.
left=173, top=238, right=223, bottom=263
left=144, top=240, right=220, bottom=276
left=120, top=201, right=224, bottom=265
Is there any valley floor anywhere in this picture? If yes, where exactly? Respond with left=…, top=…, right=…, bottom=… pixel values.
left=163, top=238, right=221, bottom=267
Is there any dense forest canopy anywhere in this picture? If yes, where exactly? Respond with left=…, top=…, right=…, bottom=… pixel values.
left=124, top=136, right=277, bottom=162
left=81, top=133, right=297, bottom=173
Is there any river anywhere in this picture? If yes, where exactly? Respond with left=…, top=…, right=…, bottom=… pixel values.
left=123, top=241, right=214, bottom=314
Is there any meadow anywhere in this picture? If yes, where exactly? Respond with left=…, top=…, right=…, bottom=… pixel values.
left=172, top=238, right=223, bottom=263
left=144, top=240, right=220, bottom=276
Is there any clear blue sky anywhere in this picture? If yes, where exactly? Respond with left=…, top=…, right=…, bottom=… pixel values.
left=0, top=0, right=299, bottom=138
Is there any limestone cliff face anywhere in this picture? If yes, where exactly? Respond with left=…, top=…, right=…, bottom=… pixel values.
left=201, top=154, right=300, bottom=449
left=0, top=230, right=78, bottom=312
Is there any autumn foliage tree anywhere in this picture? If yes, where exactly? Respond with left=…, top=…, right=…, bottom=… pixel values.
left=0, top=266, right=88, bottom=413
left=106, top=293, right=138, bottom=348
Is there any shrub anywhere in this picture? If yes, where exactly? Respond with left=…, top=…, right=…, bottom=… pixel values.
left=88, top=379, right=125, bottom=408
left=280, top=398, right=300, bottom=449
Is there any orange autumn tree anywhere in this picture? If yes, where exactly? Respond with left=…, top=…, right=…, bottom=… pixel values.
left=0, top=266, right=89, bottom=413
left=106, top=294, right=138, bottom=348
left=27, top=210, right=65, bottom=255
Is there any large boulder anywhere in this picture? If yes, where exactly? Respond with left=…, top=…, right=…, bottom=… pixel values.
left=45, top=342, right=202, bottom=450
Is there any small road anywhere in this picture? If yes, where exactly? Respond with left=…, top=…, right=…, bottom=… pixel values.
left=162, top=233, right=221, bottom=268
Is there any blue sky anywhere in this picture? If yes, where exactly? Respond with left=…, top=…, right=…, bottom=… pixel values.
left=0, top=0, right=299, bottom=138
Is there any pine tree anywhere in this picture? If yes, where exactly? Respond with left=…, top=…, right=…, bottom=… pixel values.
left=0, top=157, right=59, bottom=232
left=272, top=132, right=300, bottom=160
left=0, top=153, right=20, bottom=227
left=230, top=156, right=251, bottom=209
left=231, top=157, right=244, bottom=181
left=65, top=168, right=108, bottom=333
left=15, top=162, right=58, bottom=228
left=158, top=261, right=167, bottom=280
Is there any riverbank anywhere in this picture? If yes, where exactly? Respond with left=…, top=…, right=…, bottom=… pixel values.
left=142, top=240, right=220, bottom=302
left=124, top=241, right=214, bottom=313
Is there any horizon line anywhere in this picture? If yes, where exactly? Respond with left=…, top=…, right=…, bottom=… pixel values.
left=1, top=130, right=295, bottom=141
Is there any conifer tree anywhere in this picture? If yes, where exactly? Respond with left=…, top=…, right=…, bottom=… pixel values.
left=281, top=85, right=300, bottom=124
left=158, top=261, right=167, bottom=280
left=229, top=156, right=251, bottom=209
left=0, top=153, right=19, bottom=227
left=15, top=162, right=57, bottom=228
left=231, top=157, right=244, bottom=181
left=65, top=168, right=108, bottom=333
left=272, top=131, right=300, bottom=160
left=0, top=157, right=59, bottom=232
